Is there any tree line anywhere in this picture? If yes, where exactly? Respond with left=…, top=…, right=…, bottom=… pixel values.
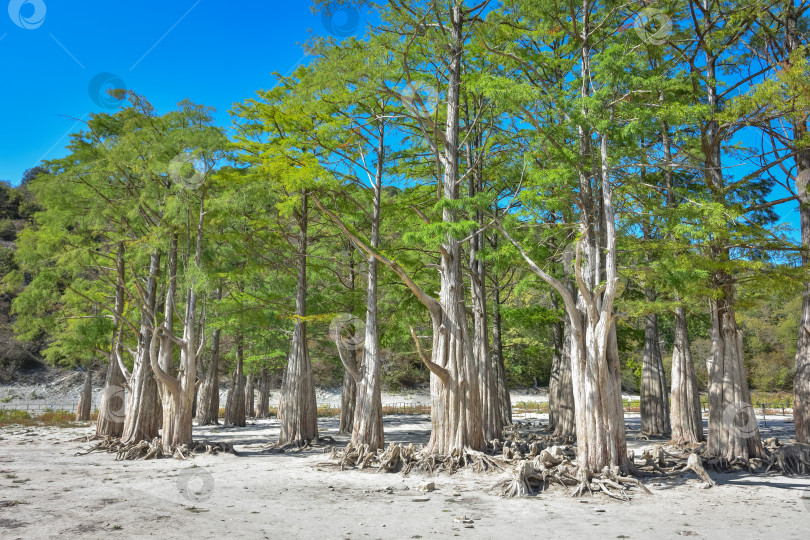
left=4, top=0, right=810, bottom=474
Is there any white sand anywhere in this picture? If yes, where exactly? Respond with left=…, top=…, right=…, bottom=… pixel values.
left=1, top=413, right=808, bottom=539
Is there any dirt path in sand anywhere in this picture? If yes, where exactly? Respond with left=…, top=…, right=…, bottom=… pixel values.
left=0, top=414, right=808, bottom=539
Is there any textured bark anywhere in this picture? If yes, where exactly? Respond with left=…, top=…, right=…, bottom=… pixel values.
left=256, top=368, right=270, bottom=419
left=96, top=242, right=126, bottom=437
left=640, top=309, right=671, bottom=436
left=785, top=4, right=810, bottom=444
left=75, top=370, right=92, bottom=421
left=156, top=234, right=178, bottom=451
left=278, top=192, right=318, bottom=446
left=423, top=4, right=483, bottom=454
left=698, top=30, right=763, bottom=459
left=670, top=306, right=704, bottom=443
left=338, top=350, right=358, bottom=435
left=707, top=292, right=764, bottom=459
left=196, top=305, right=221, bottom=425
left=549, top=294, right=575, bottom=438
left=467, top=125, right=501, bottom=442
left=228, top=338, right=246, bottom=427
left=490, top=237, right=511, bottom=426
left=120, top=251, right=161, bottom=445
left=245, top=375, right=255, bottom=418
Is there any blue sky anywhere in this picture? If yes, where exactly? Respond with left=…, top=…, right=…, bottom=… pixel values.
left=0, top=0, right=368, bottom=184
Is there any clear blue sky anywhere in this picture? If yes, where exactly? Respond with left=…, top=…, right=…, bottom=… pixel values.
left=0, top=0, right=367, bottom=185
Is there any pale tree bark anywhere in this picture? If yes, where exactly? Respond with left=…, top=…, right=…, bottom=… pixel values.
left=670, top=306, right=704, bottom=443
left=278, top=191, right=318, bottom=446
left=96, top=242, right=126, bottom=437
left=228, top=337, right=247, bottom=427
left=120, top=251, right=161, bottom=444
left=256, top=368, right=270, bottom=419
left=549, top=292, right=575, bottom=438
left=245, top=375, right=255, bottom=418
left=319, top=2, right=488, bottom=455
left=344, top=122, right=386, bottom=450
left=150, top=191, right=209, bottom=451
left=76, top=370, right=92, bottom=421
left=696, top=12, right=763, bottom=459
left=466, top=120, right=501, bottom=442
left=196, top=288, right=221, bottom=425
left=640, top=304, right=671, bottom=437
left=489, top=233, right=511, bottom=427
left=338, top=348, right=359, bottom=435
left=338, top=247, right=359, bottom=436
left=156, top=233, right=178, bottom=450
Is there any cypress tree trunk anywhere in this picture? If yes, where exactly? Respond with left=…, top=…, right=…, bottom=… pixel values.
left=640, top=303, right=671, bottom=437
left=76, top=370, right=92, bottom=421
left=338, top=351, right=358, bottom=435
left=467, top=126, right=501, bottom=442
left=785, top=5, right=810, bottom=444
left=549, top=291, right=575, bottom=439
left=196, top=288, right=221, bottom=425
left=245, top=375, right=255, bottom=418
left=96, top=242, right=126, bottom=437
left=121, top=251, right=161, bottom=444
left=156, top=234, right=177, bottom=451
left=702, top=47, right=763, bottom=460
left=278, top=191, right=318, bottom=446
left=229, top=337, right=246, bottom=427
left=256, top=368, right=270, bottom=419
left=490, top=236, right=511, bottom=426
left=670, top=306, right=704, bottom=443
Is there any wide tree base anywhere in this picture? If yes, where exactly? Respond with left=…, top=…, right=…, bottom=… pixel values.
left=76, top=436, right=236, bottom=460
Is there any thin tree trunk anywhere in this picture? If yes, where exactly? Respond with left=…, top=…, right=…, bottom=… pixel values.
left=230, top=337, right=246, bottom=427
left=549, top=289, right=575, bottom=438
left=490, top=236, right=511, bottom=426
left=256, top=368, right=270, bottom=419
left=670, top=306, right=704, bottom=443
left=278, top=191, right=318, bottom=446
left=640, top=305, right=671, bottom=437
left=96, top=242, right=126, bottom=437
left=76, top=370, right=92, bottom=421
left=245, top=375, right=255, bottom=418
left=338, top=350, right=358, bottom=435
left=466, top=122, right=501, bottom=442
left=338, top=247, right=358, bottom=436
left=196, top=287, right=221, bottom=425
left=121, top=251, right=161, bottom=444
left=157, top=234, right=178, bottom=450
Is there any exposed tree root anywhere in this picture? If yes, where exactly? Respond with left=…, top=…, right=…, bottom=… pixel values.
left=764, top=443, right=810, bottom=475
left=326, top=442, right=504, bottom=475
left=75, top=436, right=235, bottom=460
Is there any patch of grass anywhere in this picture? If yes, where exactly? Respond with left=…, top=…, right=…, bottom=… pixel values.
left=0, top=410, right=30, bottom=426
left=40, top=410, right=75, bottom=423
left=111, top=525, right=123, bottom=530
left=29, top=390, right=44, bottom=400
left=0, top=409, right=88, bottom=428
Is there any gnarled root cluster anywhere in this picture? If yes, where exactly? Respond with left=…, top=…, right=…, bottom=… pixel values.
left=764, top=441, right=810, bottom=475
left=327, top=442, right=503, bottom=475
left=76, top=436, right=235, bottom=460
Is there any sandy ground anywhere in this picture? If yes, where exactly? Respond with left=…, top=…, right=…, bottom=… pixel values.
left=1, top=413, right=809, bottom=540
